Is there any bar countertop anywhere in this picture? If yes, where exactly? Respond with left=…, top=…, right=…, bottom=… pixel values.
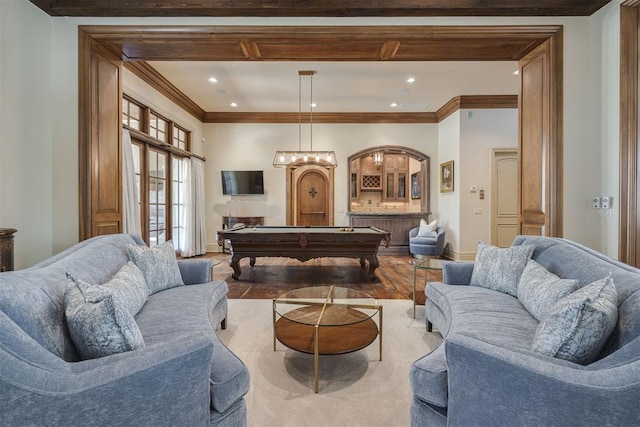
left=346, top=212, right=429, bottom=216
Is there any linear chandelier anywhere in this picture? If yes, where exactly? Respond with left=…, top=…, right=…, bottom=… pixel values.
left=273, top=70, right=337, bottom=168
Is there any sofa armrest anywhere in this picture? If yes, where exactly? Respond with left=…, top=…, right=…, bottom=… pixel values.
left=442, top=261, right=474, bottom=285
left=178, top=259, right=212, bottom=284
left=444, top=333, right=640, bottom=426
left=0, top=334, right=214, bottom=426
left=409, top=227, right=419, bottom=238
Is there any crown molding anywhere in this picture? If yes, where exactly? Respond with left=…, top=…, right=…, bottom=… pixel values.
left=123, top=62, right=206, bottom=121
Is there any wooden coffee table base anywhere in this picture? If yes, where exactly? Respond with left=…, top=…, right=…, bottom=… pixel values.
left=273, top=304, right=382, bottom=393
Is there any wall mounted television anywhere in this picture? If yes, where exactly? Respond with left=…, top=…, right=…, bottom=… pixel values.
left=221, top=170, right=265, bottom=195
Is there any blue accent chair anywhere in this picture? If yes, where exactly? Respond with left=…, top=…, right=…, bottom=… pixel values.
left=409, top=225, right=446, bottom=257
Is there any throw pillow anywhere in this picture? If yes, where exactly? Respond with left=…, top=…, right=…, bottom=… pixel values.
left=64, top=274, right=145, bottom=360
left=517, top=260, right=579, bottom=321
left=417, top=218, right=438, bottom=237
left=127, top=240, right=185, bottom=295
left=531, top=274, right=618, bottom=364
left=469, top=241, right=535, bottom=296
left=67, top=262, right=148, bottom=316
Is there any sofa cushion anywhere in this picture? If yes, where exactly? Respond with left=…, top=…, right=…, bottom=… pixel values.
left=64, top=274, right=145, bottom=360
left=135, top=282, right=249, bottom=413
left=127, top=241, right=185, bottom=295
left=469, top=241, right=534, bottom=296
left=417, top=219, right=438, bottom=237
left=410, top=236, right=437, bottom=245
left=531, top=274, right=618, bottom=364
left=517, top=260, right=579, bottom=321
left=413, top=283, right=538, bottom=407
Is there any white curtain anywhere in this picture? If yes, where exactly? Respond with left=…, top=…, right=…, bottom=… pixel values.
left=122, top=129, right=142, bottom=236
left=180, top=157, right=206, bottom=257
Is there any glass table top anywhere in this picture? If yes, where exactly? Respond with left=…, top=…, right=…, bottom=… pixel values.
left=274, top=285, right=379, bottom=327
left=409, top=257, right=445, bottom=271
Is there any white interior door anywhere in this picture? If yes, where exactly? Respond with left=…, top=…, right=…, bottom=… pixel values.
left=492, top=149, right=518, bottom=247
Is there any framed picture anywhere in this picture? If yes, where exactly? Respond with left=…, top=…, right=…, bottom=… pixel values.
left=440, top=160, right=454, bottom=193
left=411, top=172, right=421, bottom=199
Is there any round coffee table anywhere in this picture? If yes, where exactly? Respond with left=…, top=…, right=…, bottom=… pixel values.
left=272, top=285, right=382, bottom=393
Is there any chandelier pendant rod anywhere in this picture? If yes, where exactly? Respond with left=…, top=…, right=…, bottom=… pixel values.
left=309, top=72, right=313, bottom=153
left=298, top=73, right=302, bottom=153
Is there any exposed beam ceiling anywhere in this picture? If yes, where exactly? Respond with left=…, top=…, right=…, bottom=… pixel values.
left=82, top=25, right=552, bottom=121
left=85, top=25, right=559, bottom=62
left=30, top=0, right=611, bottom=17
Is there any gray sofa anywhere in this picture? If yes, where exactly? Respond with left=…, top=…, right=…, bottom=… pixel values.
left=410, top=235, right=640, bottom=426
left=0, top=234, right=249, bottom=426
left=409, top=225, right=446, bottom=257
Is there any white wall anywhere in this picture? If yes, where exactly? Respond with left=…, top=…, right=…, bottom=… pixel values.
left=0, top=1, right=53, bottom=268
left=204, top=123, right=438, bottom=251
left=459, top=109, right=518, bottom=256
left=437, top=111, right=461, bottom=256
left=0, top=3, right=626, bottom=264
left=591, top=0, right=622, bottom=257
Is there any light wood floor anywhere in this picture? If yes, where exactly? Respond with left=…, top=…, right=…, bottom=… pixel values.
left=196, top=253, right=444, bottom=300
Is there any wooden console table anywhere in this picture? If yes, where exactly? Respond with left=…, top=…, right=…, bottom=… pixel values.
left=0, top=228, right=17, bottom=272
left=219, top=216, right=264, bottom=253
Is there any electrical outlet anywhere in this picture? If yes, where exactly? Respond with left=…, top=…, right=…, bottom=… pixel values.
left=601, top=196, right=610, bottom=209
left=592, top=197, right=601, bottom=209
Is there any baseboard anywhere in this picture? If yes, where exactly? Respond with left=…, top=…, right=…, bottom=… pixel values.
left=443, top=246, right=476, bottom=261
left=207, top=244, right=223, bottom=253
left=378, top=246, right=411, bottom=256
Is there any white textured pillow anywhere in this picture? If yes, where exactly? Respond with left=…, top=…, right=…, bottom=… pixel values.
left=469, top=242, right=535, bottom=296
left=417, top=218, right=438, bottom=237
left=64, top=274, right=145, bottom=360
left=531, top=274, right=618, bottom=364
left=517, top=260, right=579, bottom=321
left=127, top=240, right=184, bottom=295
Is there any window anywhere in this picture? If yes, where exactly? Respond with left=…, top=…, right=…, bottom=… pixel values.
left=172, top=157, right=186, bottom=248
left=148, top=149, right=168, bottom=246
left=149, top=111, right=169, bottom=143
left=122, top=96, right=143, bottom=130
left=131, top=142, right=142, bottom=222
left=123, top=93, right=194, bottom=250
left=173, top=124, right=189, bottom=151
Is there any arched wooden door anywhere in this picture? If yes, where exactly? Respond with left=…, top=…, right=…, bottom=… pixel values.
left=297, top=170, right=330, bottom=226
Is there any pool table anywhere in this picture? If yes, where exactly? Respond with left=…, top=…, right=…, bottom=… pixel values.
left=217, top=225, right=391, bottom=280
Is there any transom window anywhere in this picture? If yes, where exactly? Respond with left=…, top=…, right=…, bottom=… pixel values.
left=173, top=124, right=189, bottom=151
left=149, top=111, right=169, bottom=143
left=122, top=96, right=143, bottom=130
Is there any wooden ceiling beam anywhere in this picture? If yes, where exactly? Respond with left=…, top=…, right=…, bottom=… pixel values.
left=81, top=25, right=563, bottom=62
left=203, top=112, right=438, bottom=124
left=29, top=0, right=612, bottom=17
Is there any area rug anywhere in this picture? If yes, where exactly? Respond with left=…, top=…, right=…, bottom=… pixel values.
left=217, top=299, right=442, bottom=427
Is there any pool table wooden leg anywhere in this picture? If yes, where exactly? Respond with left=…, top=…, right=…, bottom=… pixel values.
left=249, top=257, right=256, bottom=267
left=366, top=255, right=379, bottom=281
left=359, top=257, right=366, bottom=267
left=229, top=254, right=242, bottom=280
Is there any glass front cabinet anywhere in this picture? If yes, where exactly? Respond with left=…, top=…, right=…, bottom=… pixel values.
left=382, top=154, right=408, bottom=201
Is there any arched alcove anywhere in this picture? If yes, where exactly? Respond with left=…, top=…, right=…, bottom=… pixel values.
left=347, top=145, right=430, bottom=214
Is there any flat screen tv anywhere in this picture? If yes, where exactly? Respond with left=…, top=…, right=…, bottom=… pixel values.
left=221, top=170, right=265, bottom=195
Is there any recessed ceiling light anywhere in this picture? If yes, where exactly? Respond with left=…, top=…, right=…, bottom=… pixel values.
left=310, top=102, right=318, bottom=108
left=208, top=76, right=218, bottom=84
left=390, top=102, right=399, bottom=108
left=513, top=70, right=520, bottom=75
left=230, top=102, right=238, bottom=108
left=406, top=77, right=416, bottom=84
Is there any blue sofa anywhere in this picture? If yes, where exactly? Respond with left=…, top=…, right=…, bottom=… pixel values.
left=409, top=225, right=446, bottom=257
left=410, top=235, right=640, bottom=426
left=0, top=234, right=249, bottom=426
